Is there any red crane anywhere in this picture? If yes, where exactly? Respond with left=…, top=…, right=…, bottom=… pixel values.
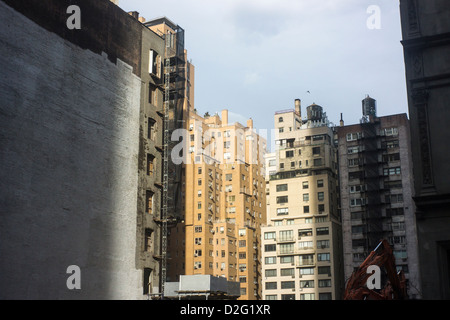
left=343, top=239, right=407, bottom=300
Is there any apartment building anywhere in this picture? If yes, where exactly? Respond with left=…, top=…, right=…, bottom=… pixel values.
left=337, top=96, right=421, bottom=299
left=178, top=109, right=267, bottom=300
left=262, top=100, right=344, bottom=300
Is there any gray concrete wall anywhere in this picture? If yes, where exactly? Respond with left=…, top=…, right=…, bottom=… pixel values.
left=0, top=1, right=143, bottom=299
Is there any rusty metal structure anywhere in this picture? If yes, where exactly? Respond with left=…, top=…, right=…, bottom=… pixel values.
left=343, top=239, right=407, bottom=300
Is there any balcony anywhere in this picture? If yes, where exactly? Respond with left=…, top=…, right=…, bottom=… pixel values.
left=276, top=236, right=295, bottom=243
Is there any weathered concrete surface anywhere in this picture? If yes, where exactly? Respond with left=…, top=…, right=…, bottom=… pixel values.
left=0, top=1, right=143, bottom=299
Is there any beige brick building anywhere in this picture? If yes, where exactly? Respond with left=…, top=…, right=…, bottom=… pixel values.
left=168, top=109, right=267, bottom=300
left=262, top=100, right=344, bottom=300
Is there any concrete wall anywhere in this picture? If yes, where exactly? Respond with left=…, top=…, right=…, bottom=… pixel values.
left=0, top=0, right=144, bottom=299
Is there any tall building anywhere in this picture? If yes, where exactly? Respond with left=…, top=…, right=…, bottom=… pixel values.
left=337, top=96, right=421, bottom=299
left=400, top=0, right=450, bottom=299
left=261, top=100, right=344, bottom=300
left=0, top=0, right=173, bottom=299
left=176, top=109, right=267, bottom=300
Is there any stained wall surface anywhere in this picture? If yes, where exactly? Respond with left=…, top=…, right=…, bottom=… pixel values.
left=0, top=0, right=144, bottom=299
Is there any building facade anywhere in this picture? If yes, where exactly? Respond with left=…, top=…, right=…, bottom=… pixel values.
left=262, top=100, right=344, bottom=300
left=400, top=0, right=450, bottom=299
left=177, top=109, right=267, bottom=300
left=337, top=96, right=421, bottom=299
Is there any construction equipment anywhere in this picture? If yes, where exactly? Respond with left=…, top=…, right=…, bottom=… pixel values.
left=343, top=239, right=407, bottom=300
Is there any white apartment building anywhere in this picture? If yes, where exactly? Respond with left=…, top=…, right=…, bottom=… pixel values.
left=261, top=100, right=344, bottom=300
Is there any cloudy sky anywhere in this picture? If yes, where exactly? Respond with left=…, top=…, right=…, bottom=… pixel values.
left=118, top=0, right=408, bottom=140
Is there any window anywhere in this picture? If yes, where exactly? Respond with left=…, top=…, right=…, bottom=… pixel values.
left=317, top=253, right=330, bottom=261
left=317, top=240, right=329, bottom=249
left=281, top=294, right=295, bottom=300
left=350, top=185, right=364, bottom=193
left=265, top=282, right=277, bottom=290
left=346, top=132, right=361, bottom=141
left=352, top=225, right=366, bottom=234
left=299, top=229, right=313, bottom=237
left=280, top=268, right=295, bottom=276
left=318, top=266, right=331, bottom=275
left=194, top=249, right=202, bottom=257
left=384, top=167, right=401, bottom=176
left=314, top=158, right=322, bottom=166
left=319, top=293, right=332, bottom=300
left=303, top=206, right=310, bottom=214
left=299, top=254, right=314, bottom=266
left=394, top=250, right=407, bottom=259
left=347, top=146, right=359, bottom=154
left=279, top=127, right=284, bottom=133
left=146, top=191, right=154, bottom=215
left=318, top=192, right=325, bottom=201
left=265, top=244, right=276, bottom=252
left=302, top=181, right=309, bottom=189
left=264, top=232, right=276, bottom=240
left=384, top=127, right=398, bottom=136
left=281, top=281, right=295, bottom=289
left=276, top=184, right=288, bottom=192
left=279, top=240, right=295, bottom=254
left=265, top=257, right=277, bottom=265
left=349, top=171, right=363, bottom=180
left=317, top=179, right=324, bottom=188
left=277, top=196, right=288, bottom=204
left=225, top=173, right=232, bottom=181
left=265, top=269, right=277, bottom=277
left=316, top=227, right=329, bottom=235
left=383, top=153, right=400, bottom=162
left=386, top=140, right=399, bottom=149
left=144, top=228, right=153, bottom=252
left=350, top=198, right=365, bottom=207
left=300, top=268, right=314, bottom=275
left=313, top=147, right=321, bottom=155
left=148, top=118, right=156, bottom=141
left=195, top=226, right=202, bottom=233
left=303, top=193, right=309, bottom=201
left=279, top=230, right=294, bottom=242
left=143, top=268, right=152, bottom=295
left=318, top=204, right=325, bottom=213
left=277, top=208, right=289, bottom=215
left=348, top=158, right=360, bottom=167
left=279, top=117, right=284, bottom=123
left=300, top=280, right=314, bottom=288
left=280, top=256, right=294, bottom=264
left=298, top=241, right=313, bottom=250
left=265, top=295, right=277, bottom=300
left=147, top=154, right=155, bottom=176
left=385, top=193, right=404, bottom=203
left=286, top=150, right=294, bottom=158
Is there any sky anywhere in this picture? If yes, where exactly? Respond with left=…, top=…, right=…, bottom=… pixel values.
left=118, top=0, right=408, bottom=142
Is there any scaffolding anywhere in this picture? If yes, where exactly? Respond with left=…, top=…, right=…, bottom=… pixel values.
left=360, top=118, right=384, bottom=251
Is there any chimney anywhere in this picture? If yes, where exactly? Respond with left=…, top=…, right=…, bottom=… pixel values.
left=295, top=99, right=301, bottom=117
left=340, top=113, right=344, bottom=127
left=138, top=17, right=146, bottom=23
left=247, top=118, right=253, bottom=128
left=128, top=11, right=139, bottom=20
left=221, top=109, right=228, bottom=126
